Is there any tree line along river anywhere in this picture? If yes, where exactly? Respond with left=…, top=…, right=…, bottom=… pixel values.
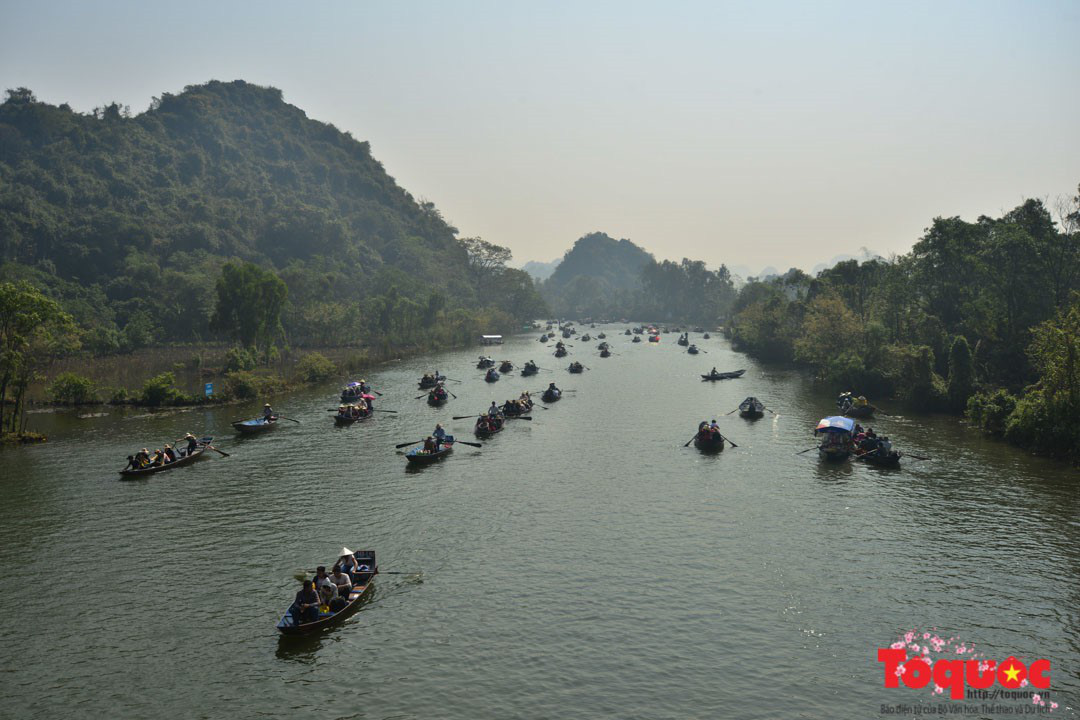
left=0, top=327, right=1077, bottom=719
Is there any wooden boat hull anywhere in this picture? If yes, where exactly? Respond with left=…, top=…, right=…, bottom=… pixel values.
left=701, top=369, right=745, bottom=381
left=521, top=366, right=538, bottom=376
left=277, top=551, right=377, bottom=635
left=541, top=390, right=561, bottom=403
left=474, top=417, right=504, bottom=437
left=694, top=434, right=725, bottom=452
left=819, top=447, right=851, bottom=462
left=739, top=409, right=764, bottom=419
left=498, top=363, right=513, bottom=373
left=485, top=371, right=500, bottom=382
left=427, top=393, right=448, bottom=407
left=843, top=405, right=874, bottom=418
left=856, top=450, right=901, bottom=467
left=687, top=347, right=698, bottom=354
left=119, top=436, right=214, bottom=477
left=334, top=412, right=370, bottom=425
left=406, top=442, right=454, bottom=464
left=600, top=350, right=611, bottom=358
left=568, top=365, right=583, bottom=373
left=418, top=376, right=445, bottom=389
left=554, top=349, right=568, bottom=358
left=233, top=418, right=277, bottom=434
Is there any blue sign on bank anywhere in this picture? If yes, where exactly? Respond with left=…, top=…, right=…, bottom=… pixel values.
left=205, top=382, right=213, bottom=397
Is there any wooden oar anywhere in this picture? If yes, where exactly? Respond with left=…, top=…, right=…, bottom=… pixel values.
left=905, top=453, right=931, bottom=460
left=452, top=414, right=480, bottom=420
left=395, top=439, right=423, bottom=448
left=206, top=445, right=231, bottom=457
left=276, top=416, right=301, bottom=424
left=371, top=390, right=384, bottom=396
left=795, top=447, right=819, bottom=455
left=724, top=408, right=739, bottom=416
left=682, top=435, right=698, bottom=447
left=719, top=434, right=738, bottom=448
left=445, top=378, right=463, bottom=383
left=414, top=393, right=427, bottom=400
left=453, top=440, right=483, bottom=448
left=373, top=409, right=398, bottom=413
left=505, top=416, right=533, bottom=421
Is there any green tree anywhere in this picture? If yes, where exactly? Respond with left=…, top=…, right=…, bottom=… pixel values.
left=210, top=261, right=288, bottom=352
left=0, top=281, right=77, bottom=433
left=946, top=335, right=975, bottom=412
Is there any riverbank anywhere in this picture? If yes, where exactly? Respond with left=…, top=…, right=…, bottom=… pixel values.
left=23, top=334, right=516, bottom=439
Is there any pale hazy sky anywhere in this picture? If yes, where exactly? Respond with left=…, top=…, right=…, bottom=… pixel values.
left=2, top=0, right=1078, bottom=272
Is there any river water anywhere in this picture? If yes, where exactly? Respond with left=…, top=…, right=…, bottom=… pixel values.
left=1, top=328, right=1077, bottom=719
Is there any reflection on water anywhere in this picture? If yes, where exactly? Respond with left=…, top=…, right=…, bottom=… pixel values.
left=1, top=326, right=1078, bottom=719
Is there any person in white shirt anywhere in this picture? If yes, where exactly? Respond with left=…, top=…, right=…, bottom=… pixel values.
left=330, top=565, right=353, bottom=596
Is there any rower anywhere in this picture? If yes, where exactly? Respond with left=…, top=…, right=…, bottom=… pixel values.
left=488, top=401, right=500, bottom=418
left=263, top=403, right=274, bottom=420
left=184, top=433, right=198, bottom=456
left=433, top=424, right=447, bottom=448
left=547, top=382, right=560, bottom=393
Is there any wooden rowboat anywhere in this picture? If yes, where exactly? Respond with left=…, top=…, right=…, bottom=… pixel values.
left=119, top=436, right=214, bottom=477
left=276, top=550, right=377, bottom=635
left=541, top=388, right=562, bottom=403
left=474, top=415, right=504, bottom=438
left=701, top=369, right=745, bottom=381
left=693, top=431, right=726, bottom=453
left=427, top=388, right=449, bottom=406
left=232, top=417, right=277, bottom=434
left=739, top=397, right=765, bottom=419
left=406, top=440, right=455, bottom=465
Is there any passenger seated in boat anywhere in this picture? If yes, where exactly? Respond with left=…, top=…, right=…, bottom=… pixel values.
left=163, top=444, right=178, bottom=463
left=709, top=419, right=719, bottom=432
left=314, top=566, right=335, bottom=598
left=150, top=449, right=165, bottom=466
left=423, top=436, right=436, bottom=453
left=329, top=594, right=348, bottom=612
left=292, top=580, right=321, bottom=624
left=135, top=448, right=151, bottom=467
left=330, top=565, right=353, bottom=596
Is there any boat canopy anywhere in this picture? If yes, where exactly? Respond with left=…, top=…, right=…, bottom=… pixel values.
left=345, top=381, right=361, bottom=387
left=481, top=334, right=504, bottom=345
left=816, top=416, right=855, bottom=433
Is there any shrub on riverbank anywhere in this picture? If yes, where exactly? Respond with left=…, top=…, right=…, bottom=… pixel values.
left=139, top=372, right=193, bottom=406
left=47, top=372, right=98, bottom=404
left=294, top=352, right=337, bottom=383
left=222, top=370, right=288, bottom=400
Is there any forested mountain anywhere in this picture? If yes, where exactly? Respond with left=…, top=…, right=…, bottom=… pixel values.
left=521, top=259, right=560, bottom=281
left=541, top=232, right=735, bottom=323
left=0, top=80, right=544, bottom=352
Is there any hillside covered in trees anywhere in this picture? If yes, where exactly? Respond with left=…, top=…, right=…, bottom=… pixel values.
left=541, top=232, right=736, bottom=323
left=728, top=193, right=1080, bottom=460
left=0, top=80, right=545, bottom=354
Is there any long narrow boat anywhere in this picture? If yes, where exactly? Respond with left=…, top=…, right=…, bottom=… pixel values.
left=334, top=407, right=372, bottom=425
left=427, top=387, right=449, bottom=406
left=568, top=362, right=584, bottom=373
left=232, top=417, right=277, bottom=434
left=276, top=550, right=377, bottom=635
left=843, top=404, right=875, bottom=419
left=118, top=436, right=214, bottom=477
left=474, top=415, right=505, bottom=437
left=406, top=440, right=455, bottom=465
left=502, top=400, right=533, bottom=417
left=701, top=369, right=745, bottom=381
left=418, top=374, right=446, bottom=389
left=855, top=449, right=901, bottom=467
left=693, top=427, right=726, bottom=453
left=738, top=397, right=765, bottom=419
left=815, top=416, right=855, bottom=461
